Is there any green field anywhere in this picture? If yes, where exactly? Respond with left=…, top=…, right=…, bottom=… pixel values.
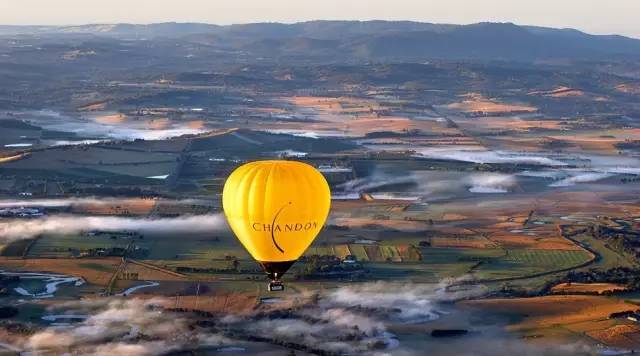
left=27, top=234, right=138, bottom=258
left=473, top=249, right=593, bottom=280
left=0, top=238, right=34, bottom=257
left=306, top=243, right=419, bottom=262
left=143, top=233, right=248, bottom=260
left=19, top=232, right=597, bottom=288
left=1, top=145, right=180, bottom=178
left=570, top=234, right=638, bottom=270
left=361, top=248, right=503, bottom=282
left=420, top=247, right=506, bottom=263
left=25, top=230, right=246, bottom=261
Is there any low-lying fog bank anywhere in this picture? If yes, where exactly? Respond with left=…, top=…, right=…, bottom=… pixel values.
left=335, top=155, right=640, bottom=201
left=0, top=214, right=226, bottom=241
left=0, top=197, right=211, bottom=209
left=336, top=171, right=520, bottom=199
left=8, top=110, right=208, bottom=143
left=1, top=280, right=598, bottom=355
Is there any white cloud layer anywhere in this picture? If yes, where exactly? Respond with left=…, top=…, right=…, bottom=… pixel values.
left=0, top=214, right=226, bottom=241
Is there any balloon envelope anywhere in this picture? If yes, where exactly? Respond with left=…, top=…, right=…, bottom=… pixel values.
left=222, top=160, right=331, bottom=279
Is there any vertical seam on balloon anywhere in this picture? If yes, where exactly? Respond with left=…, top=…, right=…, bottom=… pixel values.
left=300, top=165, right=315, bottom=225
left=240, top=164, right=262, bottom=220
left=296, top=165, right=315, bottom=254
left=265, top=162, right=278, bottom=253
left=238, top=163, right=264, bottom=260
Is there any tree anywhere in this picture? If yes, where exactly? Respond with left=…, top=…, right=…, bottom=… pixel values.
left=0, top=306, right=18, bottom=319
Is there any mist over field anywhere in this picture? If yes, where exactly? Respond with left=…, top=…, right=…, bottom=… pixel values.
left=26, top=110, right=207, bottom=142
left=0, top=281, right=595, bottom=355
left=415, top=148, right=569, bottom=166
left=0, top=214, right=226, bottom=241
left=53, top=121, right=205, bottom=141
left=0, top=197, right=208, bottom=208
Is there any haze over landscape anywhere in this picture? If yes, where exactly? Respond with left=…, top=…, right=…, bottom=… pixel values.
left=2, top=0, right=640, bottom=38
left=2, top=2, right=640, bottom=355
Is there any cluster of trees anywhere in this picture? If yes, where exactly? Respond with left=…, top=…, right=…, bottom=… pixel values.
left=609, top=310, right=640, bottom=319
left=0, top=307, right=18, bottom=319
left=72, top=187, right=159, bottom=197
left=620, top=176, right=640, bottom=184
left=294, top=255, right=364, bottom=280
left=588, top=222, right=640, bottom=258
left=175, top=256, right=260, bottom=274
left=0, top=320, right=33, bottom=336
left=497, top=268, right=640, bottom=298
left=564, top=267, right=640, bottom=287
left=77, top=247, right=128, bottom=257
left=615, top=140, right=640, bottom=150
left=0, top=275, right=19, bottom=296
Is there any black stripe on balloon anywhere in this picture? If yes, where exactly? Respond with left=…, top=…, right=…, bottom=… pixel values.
left=270, top=202, right=292, bottom=253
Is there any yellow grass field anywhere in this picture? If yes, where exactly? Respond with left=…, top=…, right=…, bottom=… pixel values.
left=616, top=84, right=640, bottom=95
left=288, top=96, right=386, bottom=114
left=119, top=260, right=190, bottom=282
left=77, top=101, right=108, bottom=111
left=146, top=293, right=259, bottom=315
left=145, top=118, right=170, bottom=129
left=430, top=236, right=497, bottom=249
left=278, top=95, right=463, bottom=137
left=94, top=113, right=127, bottom=124
left=459, top=117, right=563, bottom=132
left=71, top=198, right=158, bottom=215
left=330, top=217, right=427, bottom=232
left=485, top=231, right=582, bottom=251
left=0, top=257, right=122, bottom=286
left=0, top=152, right=29, bottom=164
left=528, top=87, right=585, bottom=97
left=465, top=295, right=637, bottom=331
left=587, top=324, right=640, bottom=348
left=551, top=283, right=628, bottom=295
left=446, top=93, right=537, bottom=114
left=186, top=120, right=205, bottom=129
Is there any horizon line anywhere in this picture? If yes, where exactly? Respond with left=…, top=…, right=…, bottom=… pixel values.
left=0, top=19, right=636, bottom=40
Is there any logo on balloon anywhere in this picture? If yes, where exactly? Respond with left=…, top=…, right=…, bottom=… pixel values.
left=250, top=202, right=319, bottom=253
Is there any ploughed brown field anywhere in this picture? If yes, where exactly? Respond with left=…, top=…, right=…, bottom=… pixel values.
left=465, top=295, right=637, bottom=331
left=272, top=95, right=463, bottom=136
left=463, top=295, right=640, bottom=348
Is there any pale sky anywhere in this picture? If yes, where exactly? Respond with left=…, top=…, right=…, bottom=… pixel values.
left=1, top=0, right=639, bottom=38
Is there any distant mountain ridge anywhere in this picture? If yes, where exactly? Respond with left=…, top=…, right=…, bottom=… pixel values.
left=0, top=21, right=453, bottom=38
left=1, top=21, right=639, bottom=62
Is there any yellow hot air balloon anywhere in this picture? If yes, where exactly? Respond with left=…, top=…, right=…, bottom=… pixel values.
left=222, top=160, right=331, bottom=291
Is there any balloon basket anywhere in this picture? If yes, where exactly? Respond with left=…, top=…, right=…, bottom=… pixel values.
left=268, top=280, right=285, bottom=292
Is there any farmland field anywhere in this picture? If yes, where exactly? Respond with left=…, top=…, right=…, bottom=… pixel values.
left=464, top=295, right=640, bottom=347
left=472, top=249, right=593, bottom=280
left=27, top=233, right=135, bottom=258
left=551, top=282, right=628, bottom=294
left=0, top=238, right=34, bottom=257
left=570, top=234, right=638, bottom=270
left=0, top=257, right=122, bottom=286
